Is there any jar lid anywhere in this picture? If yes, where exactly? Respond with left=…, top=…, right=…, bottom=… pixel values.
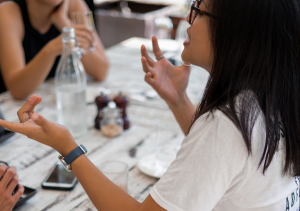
left=102, top=102, right=121, bottom=118
left=108, top=101, right=116, bottom=108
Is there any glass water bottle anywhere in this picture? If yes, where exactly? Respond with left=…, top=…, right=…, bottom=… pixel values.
left=55, top=27, right=87, bottom=139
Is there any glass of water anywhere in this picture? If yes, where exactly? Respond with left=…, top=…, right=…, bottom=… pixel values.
left=71, top=11, right=96, bottom=54
left=98, top=161, right=129, bottom=192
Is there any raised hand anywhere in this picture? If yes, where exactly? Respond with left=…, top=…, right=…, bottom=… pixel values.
left=141, top=36, right=191, bottom=107
left=0, top=165, right=24, bottom=211
left=0, top=95, right=77, bottom=157
left=50, top=0, right=71, bottom=31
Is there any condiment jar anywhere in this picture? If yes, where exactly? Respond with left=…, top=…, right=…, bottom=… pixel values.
left=114, top=92, right=130, bottom=130
left=94, top=92, right=110, bottom=130
left=100, top=102, right=124, bottom=137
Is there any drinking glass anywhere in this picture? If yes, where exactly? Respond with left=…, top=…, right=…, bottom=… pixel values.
left=71, top=11, right=96, bottom=54
left=154, top=17, right=173, bottom=39
left=98, top=161, right=129, bottom=192
left=155, top=121, right=182, bottom=168
left=137, top=121, right=183, bottom=178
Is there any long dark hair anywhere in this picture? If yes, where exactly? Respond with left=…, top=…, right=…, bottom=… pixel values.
left=191, top=0, right=300, bottom=176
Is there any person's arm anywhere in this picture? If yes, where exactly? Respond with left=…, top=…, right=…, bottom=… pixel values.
left=141, top=37, right=195, bottom=134
left=0, top=1, right=108, bottom=101
left=80, top=30, right=109, bottom=81
left=0, top=95, right=165, bottom=211
left=167, top=93, right=196, bottom=135
left=52, top=0, right=109, bottom=81
left=0, top=3, right=63, bottom=100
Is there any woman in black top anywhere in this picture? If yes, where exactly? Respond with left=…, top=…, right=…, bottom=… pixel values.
left=0, top=0, right=109, bottom=100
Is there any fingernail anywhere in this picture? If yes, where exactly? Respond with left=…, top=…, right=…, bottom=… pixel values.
left=19, top=185, right=24, bottom=192
left=0, top=164, right=8, bottom=170
left=32, top=113, right=39, bottom=121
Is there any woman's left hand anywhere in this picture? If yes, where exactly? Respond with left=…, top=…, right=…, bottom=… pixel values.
left=0, top=95, right=77, bottom=156
left=50, top=0, right=72, bottom=31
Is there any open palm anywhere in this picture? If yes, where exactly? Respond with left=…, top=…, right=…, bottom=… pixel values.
left=0, top=95, right=76, bottom=156
left=141, top=36, right=191, bottom=106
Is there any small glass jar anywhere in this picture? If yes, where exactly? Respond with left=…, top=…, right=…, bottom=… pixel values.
left=100, top=102, right=124, bottom=137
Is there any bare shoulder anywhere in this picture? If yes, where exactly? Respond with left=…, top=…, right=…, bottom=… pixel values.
left=0, top=1, right=23, bottom=37
left=68, top=0, right=89, bottom=13
left=0, top=2, right=23, bottom=23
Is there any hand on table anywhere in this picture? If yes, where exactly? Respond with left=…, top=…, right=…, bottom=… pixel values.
left=0, top=95, right=77, bottom=157
left=0, top=165, right=24, bottom=211
left=141, top=36, right=191, bottom=107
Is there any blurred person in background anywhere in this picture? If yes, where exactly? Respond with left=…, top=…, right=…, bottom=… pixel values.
left=0, top=0, right=300, bottom=210
left=0, top=0, right=109, bottom=100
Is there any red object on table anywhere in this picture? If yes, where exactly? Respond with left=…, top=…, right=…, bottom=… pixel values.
left=114, top=92, right=130, bottom=130
left=94, top=92, right=110, bottom=130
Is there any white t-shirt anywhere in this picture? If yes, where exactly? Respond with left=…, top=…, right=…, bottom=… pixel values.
left=150, top=109, right=299, bottom=211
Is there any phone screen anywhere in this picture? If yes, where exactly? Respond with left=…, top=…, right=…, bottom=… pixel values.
left=46, top=164, right=76, bottom=184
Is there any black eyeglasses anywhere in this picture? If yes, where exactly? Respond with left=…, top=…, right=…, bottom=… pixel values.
left=189, top=0, right=216, bottom=24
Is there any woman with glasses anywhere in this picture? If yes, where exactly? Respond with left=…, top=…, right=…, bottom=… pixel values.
left=0, top=0, right=299, bottom=210
left=0, top=0, right=109, bottom=100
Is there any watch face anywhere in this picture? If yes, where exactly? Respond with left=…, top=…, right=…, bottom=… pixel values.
left=79, top=145, right=87, bottom=154
left=58, top=155, right=72, bottom=172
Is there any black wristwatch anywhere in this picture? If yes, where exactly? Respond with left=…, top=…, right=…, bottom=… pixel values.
left=58, top=145, right=87, bottom=172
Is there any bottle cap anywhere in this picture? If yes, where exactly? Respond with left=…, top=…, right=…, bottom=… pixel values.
left=102, top=102, right=121, bottom=118
left=108, top=101, right=116, bottom=108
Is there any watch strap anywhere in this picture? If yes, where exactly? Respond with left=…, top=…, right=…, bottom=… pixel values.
left=64, top=145, right=87, bottom=165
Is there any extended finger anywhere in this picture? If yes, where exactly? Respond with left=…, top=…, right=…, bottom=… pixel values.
left=0, top=164, right=8, bottom=179
left=7, top=173, right=18, bottom=194
left=28, top=96, right=42, bottom=118
left=77, top=37, right=89, bottom=50
left=17, top=95, right=42, bottom=121
left=17, top=94, right=38, bottom=119
left=0, top=119, right=27, bottom=135
left=1, top=166, right=16, bottom=188
left=152, top=36, right=164, bottom=59
left=74, top=24, right=93, bottom=33
left=141, top=57, right=154, bottom=75
left=141, top=45, right=155, bottom=67
left=77, top=36, right=94, bottom=51
left=12, top=185, right=24, bottom=203
left=75, top=30, right=93, bottom=46
left=76, top=30, right=93, bottom=42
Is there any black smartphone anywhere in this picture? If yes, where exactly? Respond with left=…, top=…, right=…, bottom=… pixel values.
left=41, top=162, right=77, bottom=191
left=13, top=186, right=37, bottom=210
